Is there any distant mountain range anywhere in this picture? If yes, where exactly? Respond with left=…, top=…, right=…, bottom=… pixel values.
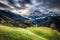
left=0, top=10, right=33, bottom=28
left=0, top=9, right=60, bottom=27
left=28, top=9, right=60, bottom=27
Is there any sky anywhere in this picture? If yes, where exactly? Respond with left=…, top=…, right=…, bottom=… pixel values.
left=0, top=0, right=60, bottom=17
left=38, top=0, right=60, bottom=8
left=0, top=0, right=60, bottom=8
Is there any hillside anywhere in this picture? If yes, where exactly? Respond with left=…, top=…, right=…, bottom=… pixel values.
left=0, top=10, right=32, bottom=27
left=0, top=25, right=60, bottom=40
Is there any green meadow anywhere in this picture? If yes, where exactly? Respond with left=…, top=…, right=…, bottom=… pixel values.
left=0, top=25, right=60, bottom=40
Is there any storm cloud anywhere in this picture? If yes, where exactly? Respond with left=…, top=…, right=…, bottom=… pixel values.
left=0, top=0, right=60, bottom=13
left=36, top=0, right=60, bottom=8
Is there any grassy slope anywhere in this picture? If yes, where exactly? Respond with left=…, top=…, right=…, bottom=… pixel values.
left=0, top=25, right=60, bottom=40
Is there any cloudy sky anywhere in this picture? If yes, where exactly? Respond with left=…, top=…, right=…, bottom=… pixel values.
left=0, top=0, right=60, bottom=8
left=0, top=0, right=60, bottom=16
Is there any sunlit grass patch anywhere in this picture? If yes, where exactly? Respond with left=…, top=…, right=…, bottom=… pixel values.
left=0, top=25, right=60, bottom=40
left=27, top=27, right=60, bottom=40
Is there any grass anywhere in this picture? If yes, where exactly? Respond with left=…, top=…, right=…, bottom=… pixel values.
left=0, top=25, right=60, bottom=40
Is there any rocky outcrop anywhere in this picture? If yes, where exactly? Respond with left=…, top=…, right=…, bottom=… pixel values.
left=0, top=10, right=32, bottom=28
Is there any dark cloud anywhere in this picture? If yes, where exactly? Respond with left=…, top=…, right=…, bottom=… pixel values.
left=0, top=0, right=60, bottom=9
left=8, top=0, right=31, bottom=5
left=0, top=2, right=9, bottom=8
left=36, top=0, right=60, bottom=8
left=47, top=0, right=60, bottom=8
left=0, top=0, right=31, bottom=9
left=8, top=0, right=31, bottom=8
left=23, top=0, right=31, bottom=4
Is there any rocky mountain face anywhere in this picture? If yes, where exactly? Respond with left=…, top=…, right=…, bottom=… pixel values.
left=0, top=10, right=33, bottom=28
left=28, top=9, right=60, bottom=31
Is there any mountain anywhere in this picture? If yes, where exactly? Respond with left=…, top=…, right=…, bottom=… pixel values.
left=0, top=10, right=32, bottom=28
left=27, top=9, right=60, bottom=31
